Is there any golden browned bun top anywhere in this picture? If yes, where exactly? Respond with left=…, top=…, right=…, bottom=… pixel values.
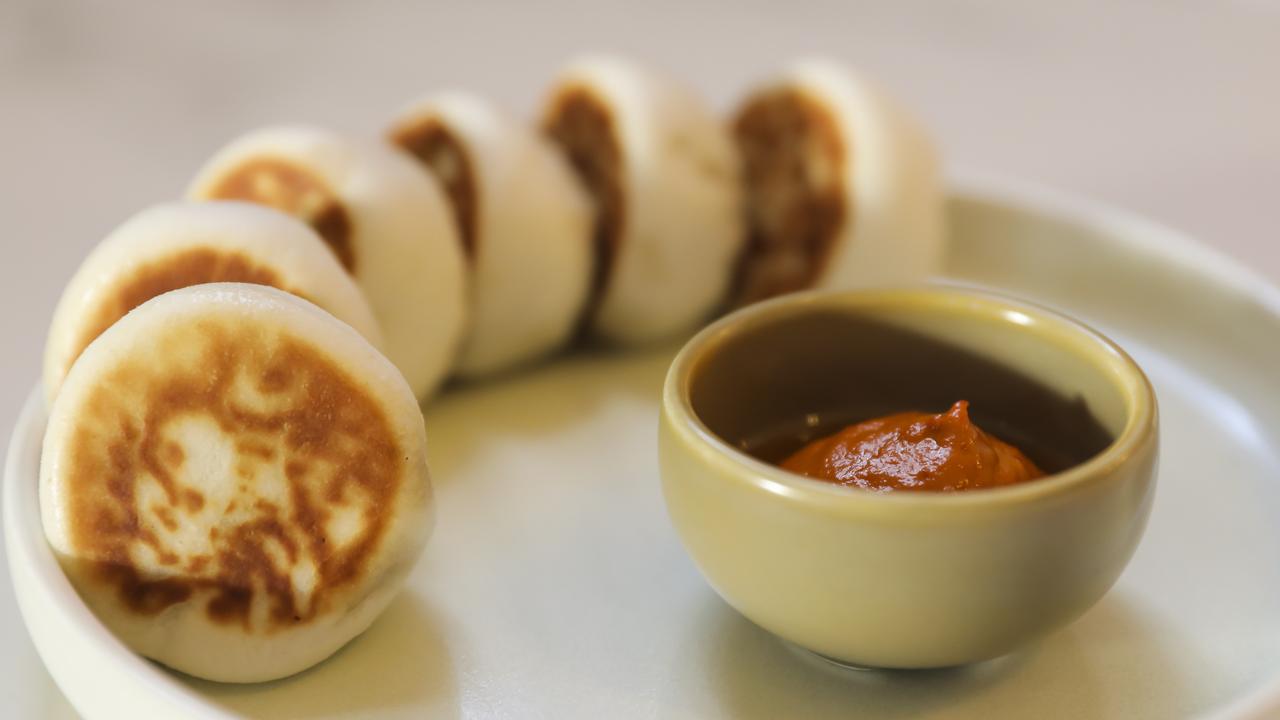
left=70, top=246, right=296, bottom=376
left=204, top=157, right=356, bottom=272
left=51, top=288, right=417, bottom=633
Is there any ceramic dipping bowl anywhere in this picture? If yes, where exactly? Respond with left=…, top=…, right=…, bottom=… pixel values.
left=659, top=287, right=1158, bottom=669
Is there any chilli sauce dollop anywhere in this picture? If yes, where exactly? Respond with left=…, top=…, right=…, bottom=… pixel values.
left=780, top=401, right=1045, bottom=492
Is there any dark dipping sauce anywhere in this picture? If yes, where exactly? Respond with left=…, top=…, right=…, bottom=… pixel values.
left=691, top=310, right=1117, bottom=491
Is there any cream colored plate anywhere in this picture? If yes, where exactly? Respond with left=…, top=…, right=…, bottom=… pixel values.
left=6, top=176, right=1280, bottom=719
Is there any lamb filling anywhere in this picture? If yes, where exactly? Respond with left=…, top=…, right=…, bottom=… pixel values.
left=391, top=119, right=478, bottom=261
left=732, top=87, right=848, bottom=305
left=543, top=87, right=624, bottom=318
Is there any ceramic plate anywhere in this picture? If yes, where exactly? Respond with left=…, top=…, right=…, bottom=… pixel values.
left=6, top=176, right=1280, bottom=719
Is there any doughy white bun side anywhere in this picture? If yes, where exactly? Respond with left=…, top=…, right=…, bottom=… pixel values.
left=42, top=201, right=382, bottom=406
left=187, top=125, right=468, bottom=400
left=781, top=59, right=945, bottom=290
left=41, top=283, right=433, bottom=683
left=390, top=92, right=592, bottom=377
left=547, top=56, right=744, bottom=345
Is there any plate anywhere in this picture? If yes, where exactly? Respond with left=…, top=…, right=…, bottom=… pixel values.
left=7, top=176, right=1280, bottom=719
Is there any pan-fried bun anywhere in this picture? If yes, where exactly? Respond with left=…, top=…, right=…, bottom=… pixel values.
left=389, top=92, right=592, bottom=377
left=40, top=283, right=432, bottom=683
left=43, top=201, right=381, bottom=405
left=541, top=56, right=744, bottom=345
left=731, top=60, right=944, bottom=304
left=188, top=125, right=468, bottom=400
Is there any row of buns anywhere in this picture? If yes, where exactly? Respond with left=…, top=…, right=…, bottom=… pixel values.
left=46, top=55, right=943, bottom=405
left=39, top=55, right=943, bottom=683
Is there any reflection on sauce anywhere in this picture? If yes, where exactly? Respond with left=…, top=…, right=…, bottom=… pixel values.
left=780, top=401, right=1045, bottom=492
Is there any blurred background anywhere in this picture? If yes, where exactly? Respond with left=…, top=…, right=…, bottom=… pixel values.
left=0, top=1, right=1277, bottom=714
left=2, top=0, right=1279, bottom=431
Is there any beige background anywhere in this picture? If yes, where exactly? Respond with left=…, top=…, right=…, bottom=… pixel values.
left=2, top=0, right=1279, bottom=428
left=0, top=1, right=1278, bottom=713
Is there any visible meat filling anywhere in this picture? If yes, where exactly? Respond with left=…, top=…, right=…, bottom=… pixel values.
left=390, top=118, right=478, bottom=261
left=543, top=87, right=624, bottom=319
left=205, top=158, right=356, bottom=273
left=732, top=88, right=848, bottom=305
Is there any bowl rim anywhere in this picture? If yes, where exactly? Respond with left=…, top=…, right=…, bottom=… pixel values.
left=662, top=284, right=1158, bottom=514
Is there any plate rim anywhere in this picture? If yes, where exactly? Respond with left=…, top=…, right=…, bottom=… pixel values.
left=4, top=385, right=236, bottom=720
left=949, top=172, right=1280, bottom=720
left=947, top=171, right=1280, bottom=321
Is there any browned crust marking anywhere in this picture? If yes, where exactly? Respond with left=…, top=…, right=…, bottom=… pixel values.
left=543, top=87, right=625, bottom=326
left=68, top=247, right=292, bottom=378
left=65, top=319, right=405, bottom=631
left=390, top=118, right=478, bottom=261
left=731, top=87, right=848, bottom=304
left=205, top=158, right=356, bottom=273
